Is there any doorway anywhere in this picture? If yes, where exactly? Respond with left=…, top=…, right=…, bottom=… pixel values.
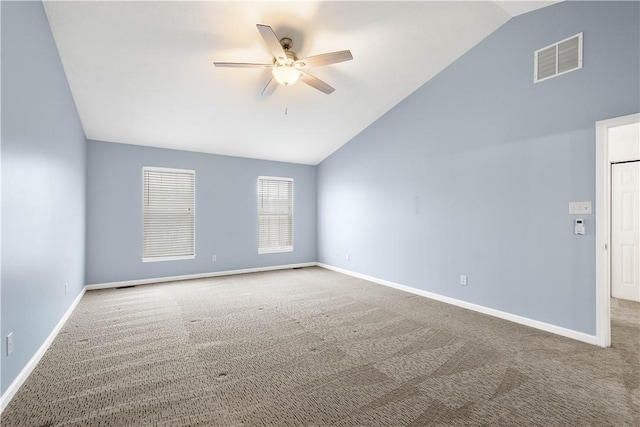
left=595, top=113, right=640, bottom=347
left=611, top=161, right=639, bottom=301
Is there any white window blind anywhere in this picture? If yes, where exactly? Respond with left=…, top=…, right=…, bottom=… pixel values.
left=258, top=177, right=293, bottom=254
left=143, top=167, right=195, bottom=262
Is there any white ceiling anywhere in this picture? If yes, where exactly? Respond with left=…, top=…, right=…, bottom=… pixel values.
left=43, top=1, right=559, bottom=165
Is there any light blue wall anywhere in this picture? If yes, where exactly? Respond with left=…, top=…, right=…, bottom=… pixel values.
left=1, top=0, right=637, bottom=398
left=1, top=1, right=87, bottom=394
left=86, top=140, right=317, bottom=285
left=317, top=1, right=640, bottom=335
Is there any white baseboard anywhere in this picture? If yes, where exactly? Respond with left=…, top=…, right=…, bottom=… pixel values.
left=1, top=261, right=597, bottom=413
left=86, top=262, right=317, bottom=290
left=317, top=263, right=597, bottom=346
left=0, top=287, right=86, bottom=413
left=1, top=262, right=315, bottom=412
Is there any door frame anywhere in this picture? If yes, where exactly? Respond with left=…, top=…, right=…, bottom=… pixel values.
left=595, top=113, right=640, bottom=347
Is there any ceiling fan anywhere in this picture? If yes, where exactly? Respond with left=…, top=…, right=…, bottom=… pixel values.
left=214, top=24, right=353, bottom=96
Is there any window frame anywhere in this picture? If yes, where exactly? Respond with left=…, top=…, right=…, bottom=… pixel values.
left=142, top=166, right=196, bottom=263
left=257, top=176, right=294, bottom=254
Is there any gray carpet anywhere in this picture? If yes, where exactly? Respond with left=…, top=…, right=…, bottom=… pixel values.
left=1, top=267, right=638, bottom=426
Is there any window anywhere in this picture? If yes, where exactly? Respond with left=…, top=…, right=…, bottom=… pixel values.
left=142, top=167, right=195, bottom=262
left=258, top=176, right=293, bottom=254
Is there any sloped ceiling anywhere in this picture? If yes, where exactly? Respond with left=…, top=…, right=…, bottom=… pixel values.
left=43, top=1, right=559, bottom=165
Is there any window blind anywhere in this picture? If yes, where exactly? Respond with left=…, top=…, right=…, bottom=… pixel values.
left=258, top=177, right=293, bottom=254
left=143, top=167, right=195, bottom=261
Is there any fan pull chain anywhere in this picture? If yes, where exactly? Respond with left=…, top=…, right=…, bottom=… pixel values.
left=284, top=84, right=289, bottom=116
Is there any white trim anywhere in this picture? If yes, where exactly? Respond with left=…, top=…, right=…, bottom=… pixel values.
left=1, top=259, right=606, bottom=413
left=257, top=176, right=294, bottom=183
left=142, top=254, right=196, bottom=263
left=258, top=247, right=294, bottom=254
left=595, top=113, right=640, bottom=348
left=0, top=262, right=310, bottom=411
left=0, top=287, right=86, bottom=413
left=317, top=263, right=597, bottom=346
left=142, top=166, right=194, bottom=174
left=86, top=262, right=316, bottom=290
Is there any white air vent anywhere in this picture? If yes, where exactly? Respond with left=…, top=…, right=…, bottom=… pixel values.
left=534, top=33, right=583, bottom=83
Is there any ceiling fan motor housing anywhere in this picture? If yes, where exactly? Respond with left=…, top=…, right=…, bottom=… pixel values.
left=275, top=50, right=298, bottom=67
left=213, top=24, right=352, bottom=95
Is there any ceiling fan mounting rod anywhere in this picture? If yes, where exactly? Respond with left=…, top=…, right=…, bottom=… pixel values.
left=279, top=37, right=293, bottom=51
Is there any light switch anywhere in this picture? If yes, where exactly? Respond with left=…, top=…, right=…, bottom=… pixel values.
left=569, top=202, right=592, bottom=215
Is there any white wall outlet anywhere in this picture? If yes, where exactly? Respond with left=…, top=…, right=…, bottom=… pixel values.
left=212, top=255, right=217, bottom=261
left=460, top=275, right=468, bottom=286
left=346, top=254, right=351, bottom=261
left=6, top=333, right=13, bottom=356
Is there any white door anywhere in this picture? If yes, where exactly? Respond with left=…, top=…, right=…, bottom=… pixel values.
left=611, top=161, right=640, bottom=302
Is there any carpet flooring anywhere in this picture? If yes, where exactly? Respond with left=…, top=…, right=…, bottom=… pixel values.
left=1, top=267, right=638, bottom=426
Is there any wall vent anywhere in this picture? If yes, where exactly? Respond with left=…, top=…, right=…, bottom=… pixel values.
left=534, top=32, right=583, bottom=83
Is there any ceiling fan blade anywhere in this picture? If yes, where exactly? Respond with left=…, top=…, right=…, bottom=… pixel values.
left=256, top=24, right=287, bottom=61
left=213, top=62, right=273, bottom=68
left=261, top=77, right=279, bottom=97
left=295, top=50, right=353, bottom=68
left=300, top=71, right=335, bottom=94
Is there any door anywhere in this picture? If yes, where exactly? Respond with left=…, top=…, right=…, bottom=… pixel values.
left=611, top=161, right=640, bottom=302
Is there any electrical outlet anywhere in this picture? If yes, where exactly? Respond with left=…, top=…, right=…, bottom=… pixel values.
left=6, top=333, right=13, bottom=356
left=212, top=255, right=217, bottom=262
left=460, top=275, right=468, bottom=286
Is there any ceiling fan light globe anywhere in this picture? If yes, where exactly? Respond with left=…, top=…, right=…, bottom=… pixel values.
left=272, top=66, right=301, bottom=86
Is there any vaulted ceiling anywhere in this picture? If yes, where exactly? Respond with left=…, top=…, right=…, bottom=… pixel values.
left=43, top=1, right=559, bottom=165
